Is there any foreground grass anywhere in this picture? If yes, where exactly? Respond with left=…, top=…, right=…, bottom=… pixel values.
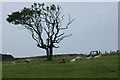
left=2, top=54, right=118, bottom=78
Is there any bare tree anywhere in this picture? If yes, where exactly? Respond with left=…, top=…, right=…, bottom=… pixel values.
left=6, top=3, right=74, bottom=61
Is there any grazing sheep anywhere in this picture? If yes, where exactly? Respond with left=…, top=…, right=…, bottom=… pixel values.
left=70, top=56, right=83, bottom=62
left=86, top=56, right=92, bottom=60
left=94, top=54, right=101, bottom=59
left=12, top=61, right=15, bottom=64
left=75, top=56, right=83, bottom=60
left=25, top=59, right=31, bottom=63
left=70, top=58, right=76, bottom=62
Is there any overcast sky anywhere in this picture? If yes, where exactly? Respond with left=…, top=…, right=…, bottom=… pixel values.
left=2, top=2, right=118, bottom=58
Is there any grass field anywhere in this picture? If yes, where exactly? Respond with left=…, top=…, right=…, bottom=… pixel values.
left=2, top=54, right=118, bottom=78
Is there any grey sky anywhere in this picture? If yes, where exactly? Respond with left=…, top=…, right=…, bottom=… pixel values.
left=0, top=2, right=2, bottom=53
left=2, top=2, right=118, bottom=58
left=119, top=2, right=120, bottom=51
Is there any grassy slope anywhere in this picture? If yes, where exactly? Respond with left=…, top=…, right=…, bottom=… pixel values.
left=2, top=54, right=118, bottom=78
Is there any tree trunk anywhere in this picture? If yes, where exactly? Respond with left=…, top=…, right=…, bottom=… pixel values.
left=49, top=47, right=53, bottom=60
left=45, top=47, right=53, bottom=61
left=46, top=48, right=50, bottom=61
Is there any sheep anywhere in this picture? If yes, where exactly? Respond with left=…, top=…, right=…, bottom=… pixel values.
left=75, top=56, right=83, bottom=60
left=94, top=54, right=101, bottom=59
left=70, top=58, right=76, bottom=62
left=74, top=56, right=83, bottom=61
left=25, top=59, right=31, bottom=63
left=86, top=56, right=92, bottom=60
left=12, top=61, right=15, bottom=64
left=70, top=56, right=83, bottom=62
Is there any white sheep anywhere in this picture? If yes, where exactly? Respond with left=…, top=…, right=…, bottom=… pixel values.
left=70, top=58, right=76, bottom=62
left=12, top=61, right=15, bottom=64
left=75, top=56, right=83, bottom=60
left=94, top=54, right=101, bottom=59
left=25, top=59, right=31, bottom=63
left=86, top=56, right=92, bottom=60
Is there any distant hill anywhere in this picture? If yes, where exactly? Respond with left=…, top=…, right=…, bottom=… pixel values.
left=0, top=53, right=14, bottom=61
left=1, top=51, right=119, bottom=61
left=14, top=53, right=86, bottom=60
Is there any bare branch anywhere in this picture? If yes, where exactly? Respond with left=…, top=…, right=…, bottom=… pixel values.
left=60, top=14, right=74, bottom=30
left=56, top=33, right=65, bottom=37
left=54, top=34, right=72, bottom=43
left=53, top=45, right=59, bottom=48
left=30, top=30, right=39, bottom=44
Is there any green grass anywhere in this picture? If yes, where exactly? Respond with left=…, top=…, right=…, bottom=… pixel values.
left=2, top=54, right=118, bottom=78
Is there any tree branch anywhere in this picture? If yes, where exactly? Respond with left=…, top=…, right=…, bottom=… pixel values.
left=60, top=14, right=74, bottom=30
left=54, top=34, right=72, bottom=43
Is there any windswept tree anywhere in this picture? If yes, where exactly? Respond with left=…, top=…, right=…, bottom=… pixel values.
left=6, top=3, right=74, bottom=61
